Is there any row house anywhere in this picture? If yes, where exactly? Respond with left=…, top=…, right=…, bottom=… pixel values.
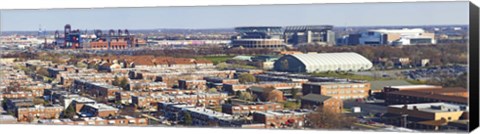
left=115, top=89, right=198, bottom=105
left=223, top=82, right=302, bottom=94
left=38, top=115, right=148, bottom=126
left=1, top=91, right=41, bottom=100
left=221, top=102, right=284, bottom=116
left=129, top=81, right=168, bottom=91
left=252, top=110, right=311, bottom=129
left=16, top=105, right=64, bottom=122
left=78, top=103, right=119, bottom=118
left=203, top=76, right=239, bottom=88
left=5, top=98, right=34, bottom=113
left=132, top=92, right=228, bottom=109
left=73, top=79, right=122, bottom=102
left=158, top=102, right=264, bottom=128
left=178, top=80, right=207, bottom=90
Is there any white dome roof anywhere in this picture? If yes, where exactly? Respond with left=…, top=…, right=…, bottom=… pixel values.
left=288, top=52, right=373, bottom=72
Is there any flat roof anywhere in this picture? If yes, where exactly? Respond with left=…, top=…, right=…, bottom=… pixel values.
left=389, top=102, right=468, bottom=113
left=388, top=90, right=467, bottom=103
left=85, top=103, right=118, bottom=111
left=254, top=110, right=310, bottom=117
left=387, top=85, right=441, bottom=89
left=186, top=107, right=233, bottom=119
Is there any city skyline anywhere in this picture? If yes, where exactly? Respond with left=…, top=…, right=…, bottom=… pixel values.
left=0, top=1, right=469, bottom=31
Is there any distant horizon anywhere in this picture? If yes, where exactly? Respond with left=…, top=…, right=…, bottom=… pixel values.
left=1, top=24, right=469, bottom=33
left=1, top=1, right=469, bottom=31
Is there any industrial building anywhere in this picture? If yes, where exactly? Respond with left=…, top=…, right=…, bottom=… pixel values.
left=230, top=26, right=285, bottom=48
left=383, top=102, right=469, bottom=131
left=53, top=24, right=87, bottom=49
left=273, top=52, right=373, bottom=73
left=339, top=28, right=436, bottom=46
left=53, top=24, right=146, bottom=49
left=284, top=25, right=335, bottom=45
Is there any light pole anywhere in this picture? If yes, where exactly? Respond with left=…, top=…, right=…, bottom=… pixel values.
left=401, top=114, right=408, bottom=128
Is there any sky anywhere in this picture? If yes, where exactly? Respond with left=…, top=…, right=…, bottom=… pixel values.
left=0, top=1, right=469, bottom=31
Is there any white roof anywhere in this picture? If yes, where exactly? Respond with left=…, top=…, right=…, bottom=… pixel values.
left=389, top=102, right=468, bottom=113
left=387, top=85, right=441, bottom=89
left=370, top=28, right=425, bottom=34
left=288, top=52, right=372, bottom=72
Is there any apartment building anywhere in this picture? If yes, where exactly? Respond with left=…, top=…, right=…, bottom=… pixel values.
left=16, top=105, right=63, bottom=122
left=178, top=80, right=207, bottom=90
left=221, top=102, right=284, bottom=115
left=252, top=110, right=311, bottom=128
left=38, top=115, right=148, bottom=126
left=302, top=81, right=370, bottom=100
left=300, top=94, right=343, bottom=113
left=78, top=103, right=119, bottom=118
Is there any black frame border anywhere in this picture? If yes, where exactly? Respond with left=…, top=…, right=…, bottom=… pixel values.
left=469, top=1, right=479, bottom=132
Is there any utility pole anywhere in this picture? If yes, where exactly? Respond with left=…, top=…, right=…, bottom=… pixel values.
left=401, top=114, right=408, bottom=128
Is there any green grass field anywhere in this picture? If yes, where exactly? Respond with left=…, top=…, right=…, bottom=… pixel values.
left=311, top=72, right=393, bottom=81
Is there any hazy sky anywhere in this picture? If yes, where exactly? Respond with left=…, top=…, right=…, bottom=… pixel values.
left=0, top=1, right=469, bottom=31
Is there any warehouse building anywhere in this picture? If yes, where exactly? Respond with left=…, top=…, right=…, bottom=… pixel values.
left=339, top=28, right=436, bottom=46
left=273, top=52, right=373, bottom=73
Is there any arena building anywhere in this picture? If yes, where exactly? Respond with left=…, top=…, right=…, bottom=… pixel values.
left=273, top=52, right=373, bottom=73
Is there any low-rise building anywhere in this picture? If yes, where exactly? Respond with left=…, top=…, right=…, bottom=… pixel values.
left=38, top=115, right=148, bottom=126
left=302, top=81, right=370, bottom=100
left=383, top=102, right=469, bottom=131
left=16, top=105, right=63, bottom=122
left=252, top=110, right=311, bottom=128
left=221, top=102, right=284, bottom=116
left=385, top=90, right=468, bottom=105
left=78, top=103, right=119, bottom=118
left=178, top=80, right=207, bottom=90
left=300, top=94, right=343, bottom=113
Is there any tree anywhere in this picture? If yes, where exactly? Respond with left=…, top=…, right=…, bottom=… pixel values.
left=112, top=76, right=119, bottom=86
left=208, top=88, right=218, bottom=93
left=267, top=90, right=284, bottom=103
left=238, top=92, right=253, bottom=101
left=283, top=101, right=300, bottom=110
left=259, top=86, right=284, bottom=102
left=62, top=104, right=76, bottom=118
left=35, top=68, right=49, bottom=77
left=291, top=88, right=302, bottom=100
left=216, top=62, right=229, bottom=70
left=113, top=76, right=129, bottom=90
left=75, top=62, right=87, bottom=68
left=238, top=73, right=256, bottom=84
left=183, top=111, right=193, bottom=126
left=305, top=107, right=356, bottom=129
left=119, top=77, right=129, bottom=90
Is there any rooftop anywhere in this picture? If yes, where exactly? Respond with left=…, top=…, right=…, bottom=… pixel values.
left=84, top=103, right=118, bottom=111
left=387, top=85, right=442, bottom=89
left=387, top=90, right=468, bottom=103
left=370, top=80, right=412, bottom=90
left=388, top=102, right=469, bottom=113
left=255, top=110, right=311, bottom=117
left=301, top=94, right=333, bottom=103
